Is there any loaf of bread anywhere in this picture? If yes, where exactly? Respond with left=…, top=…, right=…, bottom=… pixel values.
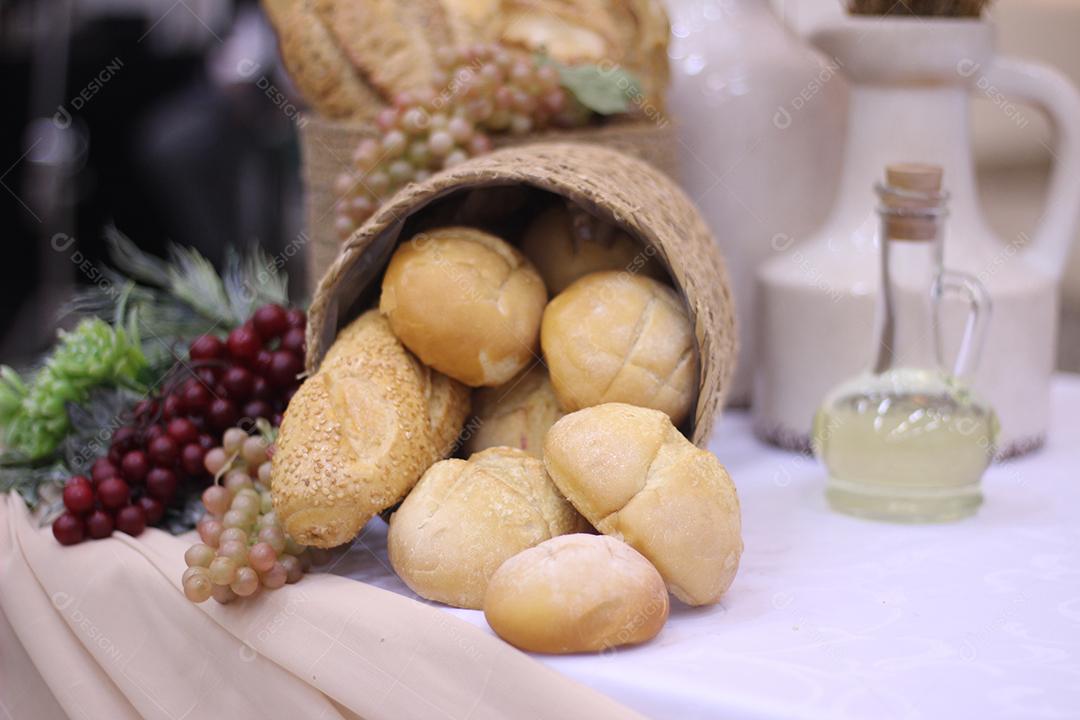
left=272, top=311, right=469, bottom=547
left=543, top=403, right=742, bottom=605
left=541, top=271, right=698, bottom=425
left=519, top=204, right=665, bottom=295
left=484, top=533, right=668, bottom=653
left=462, top=364, right=563, bottom=457
left=380, top=227, right=548, bottom=387
left=388, top=447, right=587, bottom=608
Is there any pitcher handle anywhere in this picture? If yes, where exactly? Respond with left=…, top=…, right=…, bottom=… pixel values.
left=934, top=270, right=992, bottom=380
left=980, top=56, right=1080, bottom=278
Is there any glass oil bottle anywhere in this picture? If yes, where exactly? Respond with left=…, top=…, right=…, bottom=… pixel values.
left=812, top=164, right=998, bottom=522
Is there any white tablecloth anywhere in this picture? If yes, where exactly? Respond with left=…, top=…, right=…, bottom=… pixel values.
left=341, top=374, right=1080, bottom=720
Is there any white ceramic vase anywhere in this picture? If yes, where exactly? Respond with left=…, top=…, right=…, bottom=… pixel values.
left=665, top=0, right=847, bottom=405
left=754, top=17, right=1080, bottom=458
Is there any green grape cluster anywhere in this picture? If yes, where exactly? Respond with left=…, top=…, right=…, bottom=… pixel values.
left=0, top=318, right=147, bottom=459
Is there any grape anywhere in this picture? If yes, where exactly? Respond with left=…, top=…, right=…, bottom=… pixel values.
left=197, top=517, right=224, bottom=547
left=231, top=567, right=260, bottom=597
left=252, top=304, right=289, bottom=340
left=242, top=400, right=274, bottom=422
left=231, top=493, right=260, bottom=516
left=267, top=351, right=303, bottom=388
left=91, top=458, right=118, bottom=485
left=226, top=325, right=261, bottom=364
left=241, top=436, right=269, bottom=467
left=162, top=393, right=183, bottom=420
left=280, top=328, right=306, bottom=356
left=280, top=555, right=303, bottom=584
left=185, top=543, right=216, bottom=568
left=258, top=525, right=286, bottom=554
left=257, top=462, right=272, bottom=487
left=63, top=481, right=94, bottom=514
left=210, top=583, right=238, bottom=604
left=146, top=467, right=178, bottom=501
left=86, top=509, right=114, bottom=539
left=218, top=540, right=249, bottom=565
left=259, top=491, right=274, bottom=515
left=137, top=496, right=165, bottom=525
left=202, top=485, right=230, bottom=515
left=222, top=509, right=253, bottom=530
left=189, top=334, right=226, bottom=361
left=166, top=417, right=198, bottom=445
left=224, top=472, right=253, bottom=494
left=97, top=477, right=130, bottom=509
left=180, top=443, right=207, bottom=476
left=183, top=568, right=213, bottom=602
left=115, top=504, right=147, bottom=536
left=219, top=527, right=248, bottom=545
left=258, top=512, right=278, bottom=531
left=285, top=309, right=306, bottom=329
left=111, top=426, right=138, bottom=454
left=52, top=512, right=85, bottom=545
left=180, top=380, right=211, bottom=415
left=207, top=398, right=239, bottom=432
left=208, top=556, right=238, bottom=585
left=222, top=366, right=255, bottom=401
left=249, top=542, right=277, bottom=573
left=259, top=563, right=287, bottom=589
left=147, top=436, right=178, bottom=467
left=222, top=427, right=248, bottom=454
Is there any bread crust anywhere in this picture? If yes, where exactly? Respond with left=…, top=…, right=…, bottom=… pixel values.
left=388, top=447, right=587, bottom=608
left=543, top=403, right=742, bottom=605
left=484, top=533, right=669, bottom=653
left=463, top=364, right=563, bottom=457
left=271, top=311, right=469, bottom=547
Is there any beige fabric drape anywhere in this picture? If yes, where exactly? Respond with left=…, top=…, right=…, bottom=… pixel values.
left=0, top=494, right=641, bottom=720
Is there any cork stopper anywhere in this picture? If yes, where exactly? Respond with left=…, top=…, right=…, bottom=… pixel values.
left=880, top=163, right=945, bottom=241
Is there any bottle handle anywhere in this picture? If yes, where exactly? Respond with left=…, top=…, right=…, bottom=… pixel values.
left=933, top=270, right=992, bottom=380
left=981, top=56, right=1080, bottom=277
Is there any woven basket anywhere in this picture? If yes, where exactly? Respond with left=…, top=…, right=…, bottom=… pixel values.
left=299, top=115, right=679, bottom=292
left=305, top=142, right=736, bottom=446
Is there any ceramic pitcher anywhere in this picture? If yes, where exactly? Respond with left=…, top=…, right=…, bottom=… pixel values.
left=666, top=0, right=847, bottom=405
left=754, top=17, right=1080, bottom=458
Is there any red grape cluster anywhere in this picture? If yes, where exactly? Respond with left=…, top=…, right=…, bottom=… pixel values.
left=51, top=304, right=307, bottom=547
left=334, top=44, right=584, bottom=238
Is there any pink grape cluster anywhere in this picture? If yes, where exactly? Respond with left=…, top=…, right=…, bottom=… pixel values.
left=182, top=427, right=313, bottom=603
left=333, top=44, right=586, bottom=239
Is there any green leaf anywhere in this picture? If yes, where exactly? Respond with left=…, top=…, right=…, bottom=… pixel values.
left=556, top=64, right=642, bottom=115
left=105, top=226, right=171, bottom=287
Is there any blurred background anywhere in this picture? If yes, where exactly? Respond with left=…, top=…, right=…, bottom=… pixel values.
left=2, top=0, right=1079, bottom=371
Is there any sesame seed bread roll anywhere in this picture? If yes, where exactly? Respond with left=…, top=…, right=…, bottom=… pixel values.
left=388, top=447, right=588, bottom=609
left=540, top=271, right=698, bottom=425
left=463, top=364, right=563, bottom=458
left=519, top=204, right=666, bottom=295
left=272, top=311, right=469, bottom=548
left=380, top=227, right=548, bottom=387
left=543, top=403, right=742, bottom=606
left=484, top=533, right=669, bottom=654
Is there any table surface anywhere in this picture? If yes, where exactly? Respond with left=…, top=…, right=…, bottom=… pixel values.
left=340, top=374, right=1080, bottom=720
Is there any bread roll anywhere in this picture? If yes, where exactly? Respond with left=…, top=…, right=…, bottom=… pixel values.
left=272, top=311, right=469, bottom=547
left=519, top=204, right=665, bottom=295
left=543, top=403, right=741, bottom=605
left=380, top=227, right=548, bottom=387
left=388, top=447, right=587, bottom=608
left=484, top=533, right=668, bottom=653
left=541, top=271, right=697, bottom=425
left=463, top=364, right=563, bottom=457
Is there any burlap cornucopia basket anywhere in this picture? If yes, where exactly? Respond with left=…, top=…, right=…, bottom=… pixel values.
left=300, top=115, right=679, bottom=291
left=305, top=142, right=736, bottom=445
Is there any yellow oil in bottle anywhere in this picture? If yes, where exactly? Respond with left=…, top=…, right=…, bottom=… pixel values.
left=813, top=369, right=998, bottom=523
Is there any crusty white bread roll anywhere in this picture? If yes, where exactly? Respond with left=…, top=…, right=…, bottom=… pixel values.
left=540, top=271, right=698, bottom=425
left=272, top=311, right=469, bottom=548
left=388, top=447, right=587, bottom=609
left=463, top=364, right=563, bottom=457
left=484, top=533, right=669, bottom=653
left=519, top=203, right=666, bottom=295
left=380, top=227, right=548, bottom=387
left=543, top=403, right=741, bottom=605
